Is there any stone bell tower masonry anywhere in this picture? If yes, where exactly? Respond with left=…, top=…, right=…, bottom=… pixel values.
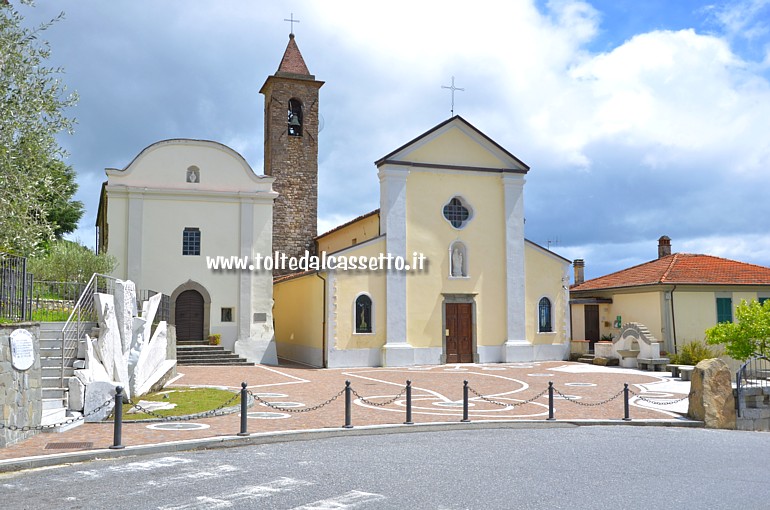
left=260, top=33, right=324, bottom=273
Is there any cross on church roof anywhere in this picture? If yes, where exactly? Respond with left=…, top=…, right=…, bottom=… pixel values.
left=441, top=76, right=465, bottom=116
left=284, top=13, right=300, bottom=35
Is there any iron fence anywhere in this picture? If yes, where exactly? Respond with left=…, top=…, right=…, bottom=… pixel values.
left=735, top=355, right=770, bottom=418
left=0, top=251, right=32, bottom=322
left=29, top=280, right=87, bottom=322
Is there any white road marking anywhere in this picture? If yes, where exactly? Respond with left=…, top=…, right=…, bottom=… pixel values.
left=158, top=477, right=314, bottom=510
left=73, top=457, right=194, bottom=479
left=109, top=456, right=194, bottom=473
left=290, top=490, right=387, bottom=509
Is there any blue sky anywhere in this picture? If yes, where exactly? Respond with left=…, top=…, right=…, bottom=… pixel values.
left=15, top=0, right=770, bottom=281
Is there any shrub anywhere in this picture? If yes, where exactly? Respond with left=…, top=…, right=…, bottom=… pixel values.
left=27, top=239, right=116, bottom=283
left=669, top=339, right=721, bottom=365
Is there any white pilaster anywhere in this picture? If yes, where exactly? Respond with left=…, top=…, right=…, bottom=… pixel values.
left=502, top=174, right=528, bottom=361
left=378, top=165, right=413, bottom=366
left=126, top=191, right=144, bottom=285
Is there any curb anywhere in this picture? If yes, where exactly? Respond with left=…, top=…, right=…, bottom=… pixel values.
left=0, top=418, right=703, bottom=474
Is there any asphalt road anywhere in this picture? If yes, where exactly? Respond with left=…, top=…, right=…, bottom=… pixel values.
left=1, top=426, right=768, bottom=509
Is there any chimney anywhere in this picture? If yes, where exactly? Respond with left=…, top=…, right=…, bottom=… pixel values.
left=574, top=259, right=585, bottom=285
left=658, top=236, right=672, bottom=258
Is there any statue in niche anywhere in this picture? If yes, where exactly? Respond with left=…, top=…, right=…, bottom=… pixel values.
left=186, top=167, right=199, bottom=183
left=451, top=245, right=465, bottom=277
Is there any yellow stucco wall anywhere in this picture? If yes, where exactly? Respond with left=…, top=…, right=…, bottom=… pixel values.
left=524, top=243, right=569, bottom=345
left=404, top=126, right=506, bottom=168
left=273, top=273, right=324, bottom=351
left=330, top=238, right=387, bottom=350
left=404, top=170, right=507, bottom=348
left=672, top=290, right=717, bottom=342
left=571, top=303, right=587, bottom=340
left=609, top=292, right=664, bottom=340
left=316, top=213, right=380, bottom=255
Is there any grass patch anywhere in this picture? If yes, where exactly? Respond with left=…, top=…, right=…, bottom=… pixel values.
left=122, top=386, right=240, bottom=420
left=30, top=308, right=73, bottom=322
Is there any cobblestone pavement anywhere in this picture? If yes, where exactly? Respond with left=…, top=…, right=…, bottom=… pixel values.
left=0, top=361, right=694, bottom=461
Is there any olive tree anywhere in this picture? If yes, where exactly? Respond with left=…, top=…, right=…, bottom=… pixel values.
left=0, top=2, right=78, bottom=255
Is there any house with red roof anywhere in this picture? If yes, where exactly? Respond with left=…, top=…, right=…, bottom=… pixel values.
left=570, top=236, right=770, bottom=354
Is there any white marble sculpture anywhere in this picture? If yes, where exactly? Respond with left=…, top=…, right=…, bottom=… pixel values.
left=74, top=279, right=176, bottom=420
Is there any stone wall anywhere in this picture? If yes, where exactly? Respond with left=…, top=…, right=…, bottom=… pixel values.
left=262, top=76, right=323, bottom=273
left=735, top=387, right=770, bottom=431
left=0, top=323, right=42, bottom=448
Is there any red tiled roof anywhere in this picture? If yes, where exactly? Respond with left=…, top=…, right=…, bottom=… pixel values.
left=571, top=253, right=770, bottom=292
left=277, top=34, right=311, bottom=76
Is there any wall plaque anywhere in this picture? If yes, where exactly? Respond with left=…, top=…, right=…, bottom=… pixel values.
left=10, top=328, right=35, bottom=371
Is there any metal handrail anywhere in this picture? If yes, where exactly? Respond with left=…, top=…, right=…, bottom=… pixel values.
left=735, top=355, right=770, bottom=418
left=59, top=273, right=117, bottom=387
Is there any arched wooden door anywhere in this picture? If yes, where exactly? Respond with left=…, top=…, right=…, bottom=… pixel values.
left=175, top=289, right=204, bottom=341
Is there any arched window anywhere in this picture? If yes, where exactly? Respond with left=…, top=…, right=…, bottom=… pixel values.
left=538, top=297, right=552, bottom=333
left=442, top=196, right=472, bottom=229
left=355, top=294, right=373, bottom=334
left=288, top=98, right=303, bottom=137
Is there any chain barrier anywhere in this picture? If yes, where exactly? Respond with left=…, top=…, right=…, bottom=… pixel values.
left=467, top=385, right=549, bottom=409
left=628, top=389, right=693, bottom=405
left=248, top=388, right=345, bottom=413
left=552, top=386, right=625, bottom=407
left=0, top=397, right=114, bottom=432
left=350, top=386, right=406, bottom=407
left=124, top=390, right=245, bottom=421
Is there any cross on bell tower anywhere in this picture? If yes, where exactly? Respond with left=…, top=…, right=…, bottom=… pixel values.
left=260, top=30, right=325, bottom=273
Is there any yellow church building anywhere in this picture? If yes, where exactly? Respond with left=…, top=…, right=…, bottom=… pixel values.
left=274, top=115, right=572, bottom=368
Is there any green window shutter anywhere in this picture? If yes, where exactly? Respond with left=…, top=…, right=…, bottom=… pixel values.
left=716, top=297, right=733, bottom=323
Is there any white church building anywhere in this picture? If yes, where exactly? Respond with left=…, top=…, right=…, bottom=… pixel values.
left=96, top=139, right=277, bottom=362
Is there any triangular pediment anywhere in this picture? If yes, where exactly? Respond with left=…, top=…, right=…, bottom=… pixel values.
left=375, top=116, right=528, bottom=173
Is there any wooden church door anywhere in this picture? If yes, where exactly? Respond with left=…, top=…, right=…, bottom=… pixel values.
left=175, top=290, right=204, bottom=341
left=445, top=302, right=473, bottom=363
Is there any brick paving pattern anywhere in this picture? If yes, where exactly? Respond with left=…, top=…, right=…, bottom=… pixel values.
left=0, top=361, right=692, bottom=461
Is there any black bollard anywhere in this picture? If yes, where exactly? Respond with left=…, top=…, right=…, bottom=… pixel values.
left=461, top=380, right=470, bottom=423
left=238, top=382, right=250, bottom=436
left=404, top=380, right=413, bottom=425
left=623, top=383, right=631, bottom=421
left=547, top=381, right=555, bottom=421
left=343, top=380, right=353, bottom=429
left=110, top=386, right=125, bottom=449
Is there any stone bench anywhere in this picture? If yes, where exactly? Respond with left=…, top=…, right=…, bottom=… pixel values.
left=679, top=366, right=695, bottom=381
left=637, top=357, right=670, bottom=372
left=666, top=364, right=688, bottom=378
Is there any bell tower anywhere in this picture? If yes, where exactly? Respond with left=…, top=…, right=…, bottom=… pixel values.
left=260, top=33, right=324, bottom=273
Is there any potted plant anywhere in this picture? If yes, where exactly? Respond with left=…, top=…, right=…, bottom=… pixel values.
left=208, top=333, right=221, bottom=346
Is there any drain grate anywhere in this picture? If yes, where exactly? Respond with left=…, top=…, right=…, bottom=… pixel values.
left=45, top=442, right=94, bottom=450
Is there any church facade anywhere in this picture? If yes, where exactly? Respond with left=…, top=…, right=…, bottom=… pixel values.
left=97, top=31, right=571, bottom=368
left=95, top=140, right=278, bottom=363
left=273, top=116, right=572, bottom=367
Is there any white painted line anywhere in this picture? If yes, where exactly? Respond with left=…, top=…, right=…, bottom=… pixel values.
left=290, top=490, right=387, bottom=509
left=108, top=456, right=194, bottom=473
left=159, top=477, right=314, bottom=510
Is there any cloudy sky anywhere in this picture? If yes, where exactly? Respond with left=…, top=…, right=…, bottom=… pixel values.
left=16, top=0, right=770, bottom=281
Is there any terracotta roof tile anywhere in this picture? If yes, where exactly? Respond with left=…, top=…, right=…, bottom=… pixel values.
left=571, top=253, right=770, bottom=292
left=277, top=34, right=311, bottom=76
